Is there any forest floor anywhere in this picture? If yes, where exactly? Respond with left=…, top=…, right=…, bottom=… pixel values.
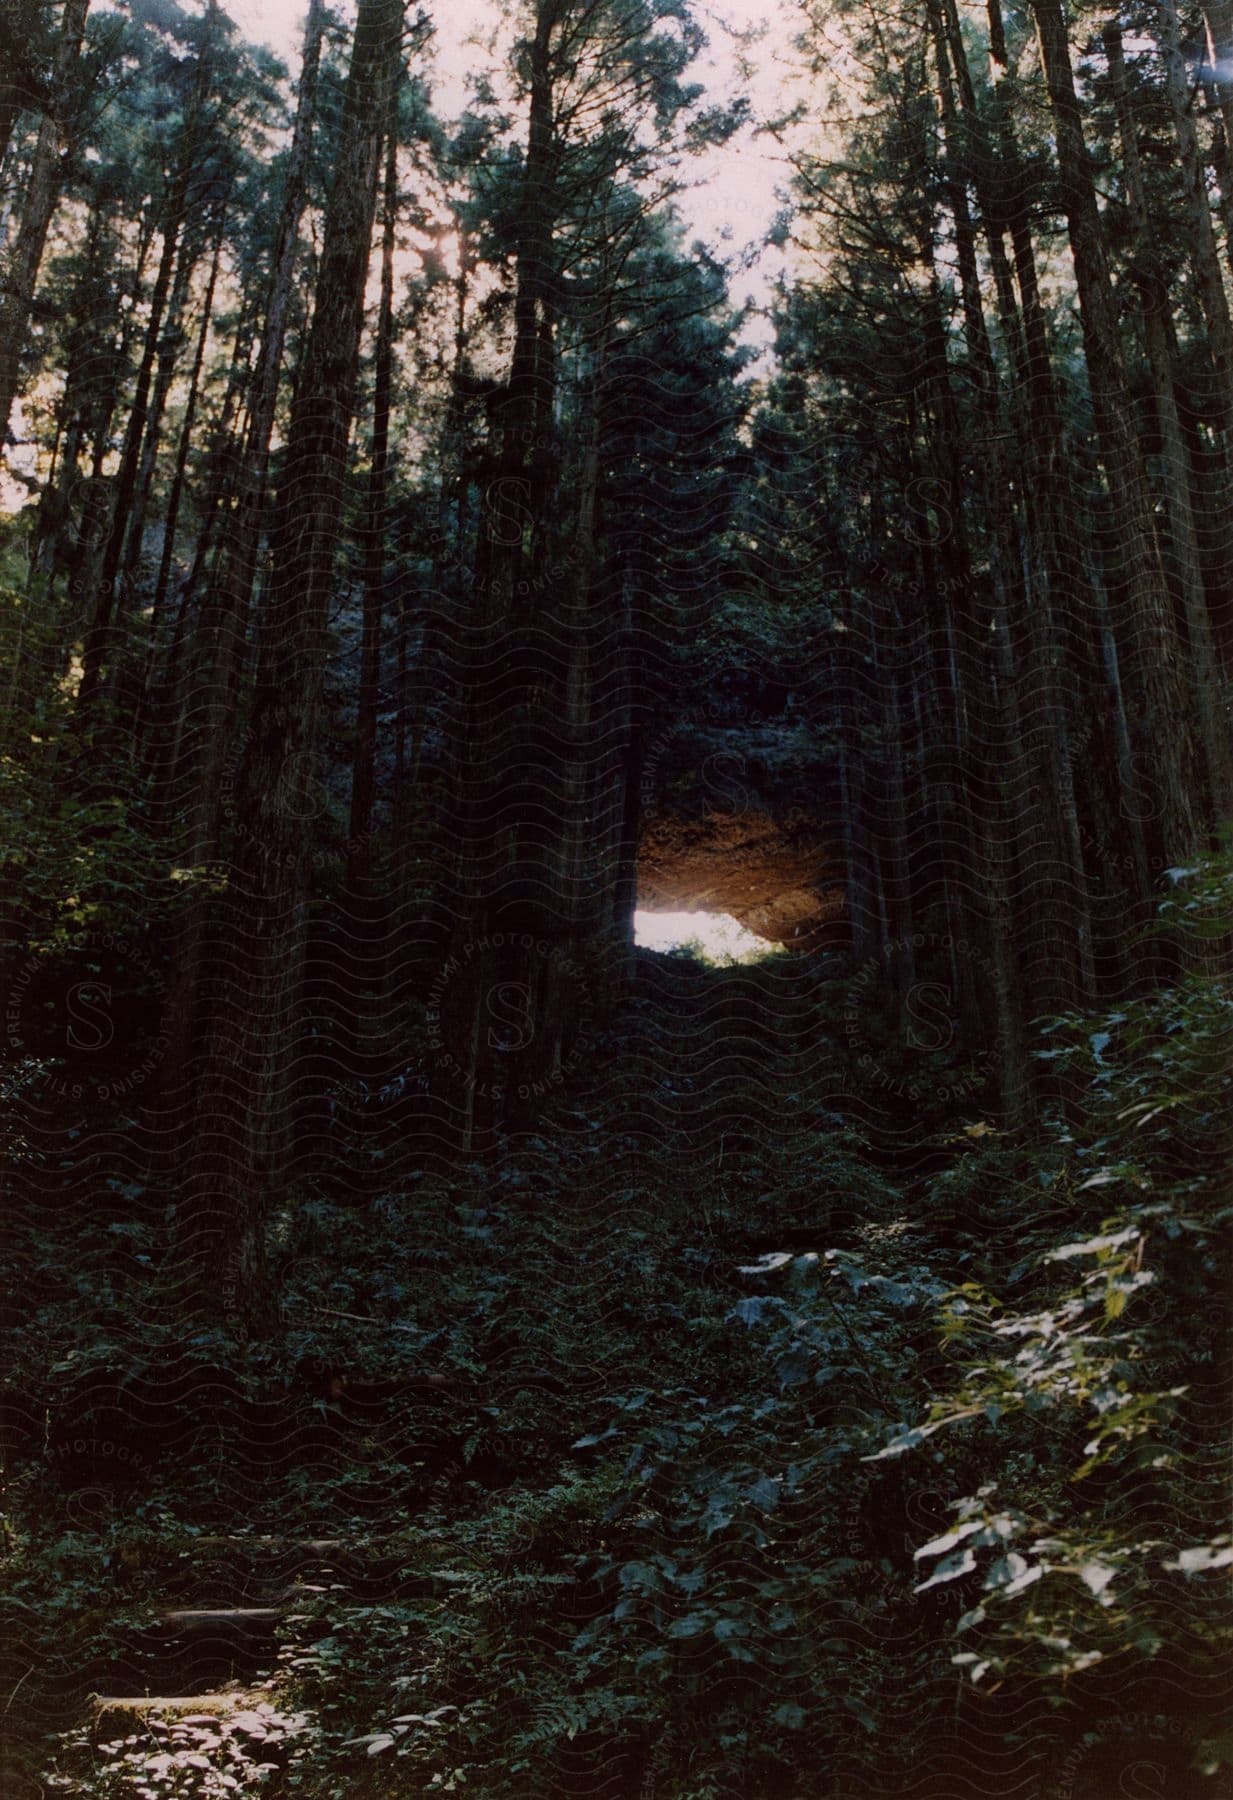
left=1, top=945, right=1228, bottom=1798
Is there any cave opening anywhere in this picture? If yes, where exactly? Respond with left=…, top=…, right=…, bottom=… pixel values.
left=632, top=909, right=780, bottom=964
left=635, top=809, right=845, bottom=958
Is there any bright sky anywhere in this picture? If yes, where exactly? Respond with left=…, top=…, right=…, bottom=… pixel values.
left=6, top=0, right=805, bottom=501
left=220, top=0, right=802, bottom=324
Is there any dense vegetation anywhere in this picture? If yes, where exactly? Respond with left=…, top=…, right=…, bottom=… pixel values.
left=1, top=0, right=1230, bottom=1793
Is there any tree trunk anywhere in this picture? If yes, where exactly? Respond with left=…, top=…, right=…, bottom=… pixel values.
left=1202, top=0, right=1233, bottom=274
left=147, top=296, right=257, bottom=796
left=75, top=194, right=183, bottom=719
left=1029, top=0, right=1202, bottom=867
left=1155, top=0, right=1233, bottom=447
left=1105, top=20, right=1233, bottom=820
left=0, top=95, right=20, bottom=179
left=177, top=0, right=326, bottom=869
left=0, top=0, right=90, bottom=451
left=348, top=122, right=399, bottom=881
left=119, top=226, right=204, bottom=609
left=143, top=216, right=225, bottom=712
left=174, top=0, right=404, bottom=1329
left=924, top=0, right=1033, bottom=1120
left=153, top=0, right=326, bottom=1116
left=75, top=7, right=220, bottom=720
left=949, top=0, right=1100, bottom=1015
left=443, top=0, right=577, bottom=1147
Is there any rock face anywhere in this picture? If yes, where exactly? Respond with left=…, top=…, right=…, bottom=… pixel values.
left=636, top=712, right=845, bottom=952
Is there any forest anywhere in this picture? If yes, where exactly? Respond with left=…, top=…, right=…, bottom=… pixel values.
left=0, top=0, right=1230, bottom=1791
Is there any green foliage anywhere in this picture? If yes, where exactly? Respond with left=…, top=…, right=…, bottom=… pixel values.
left=874, top=855, right=1233, bottom=1702
left=5, top=862, right=1230, bottom=1794
left=53, top=1703, right=317, bottom=1799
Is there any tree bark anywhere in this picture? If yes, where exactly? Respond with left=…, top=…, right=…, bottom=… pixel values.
left=949, top=0, right=1100, bottom=1014
left=1202, top=0, right=1233, bottom=273
left=75, top=7, right=220, bottom=720
left=177, top=0, right=326, bottom=868
left=119, top=226, right=204, bottom=607
left=1105, top=20, right=1233, bottom=820
left=175, top=0, right=405, bottom=1328
left=444, top=0, right=573, bottom=1148
left=1029, top=0, right=1203, bottom=867
left=0, top=0, right=90, bottom=451
left=348, top=121, right=399, bottom=881
left=155, top=0, right=326, bottom=1110
left=925, top=0, right=1033, bottom=1120
left=75, top=194, right=184, bottom=719
left=1155, top=0, right=1233, bottom=447
left=145, top=216, right=226, bottom=702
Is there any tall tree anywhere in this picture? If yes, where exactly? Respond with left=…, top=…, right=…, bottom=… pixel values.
left=348, top=116, right=400, bottom=882
left=0, top=0, right=55, bottom=171
left=1104, top=17, right=1233, bottom=817
left=0, top=0, right=90, bottom=450
left=441, top=0, right=729, bottom=1143
left=1154, top=0, right=1233, bottom=446
left=75, top=0, right=230, bottom=718
left=1029, top=0, right=1203, bottom=866
left=943, top=0, right=1106, bottom=1012
left=175, top=0, right=409, bottom=1326
left=146, top=210, right=227, bottom=659
left=176, top=0, right=327, bottom=869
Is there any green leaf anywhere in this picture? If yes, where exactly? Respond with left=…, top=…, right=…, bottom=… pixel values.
left=713, top=1617, right=746, bottom=1641
left=915, top=1548, right=976, bottom=1593
left=1078, top=1561, right=1116, bottom=1600
left=666, top=1613, right=710, bottom=1638
left=1166, top=1543, right=1233, bottom=1574
left=842, top=1694, right=878, bottom=1733
left=747, top=1473, right=780, bottom=1510
left=914, top=1520, right=984, bottom=1562
left=1047, top=1228, right=1139, bottom=1261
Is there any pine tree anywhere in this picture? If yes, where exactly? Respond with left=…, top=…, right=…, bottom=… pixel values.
left=174, top=0, right=409, bottom=1326
left=0, top=0, right=91, bottom=449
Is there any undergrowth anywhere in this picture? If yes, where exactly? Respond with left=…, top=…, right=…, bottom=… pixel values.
left=1, top=862, right=1230, bottom=1796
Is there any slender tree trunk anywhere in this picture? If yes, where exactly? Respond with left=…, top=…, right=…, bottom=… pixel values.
left=142, top=302, right=257, bottom=851
left=161, top=300, right=257, bottom=645
left=75, top=197, right=184, bottom=718
left=1156, top=0, right=1233, bottom=446
left=343, top=117, right=399, bottom=1131
left=949, top=0, right=1100, bottom=1015
left=75, top=8, right=219, bottom=720
left=835, top=622, right=878, bottom=970
left=0, top=94, right=21, bottom=177
left=1202, top=0, right=1233, bottom=273
left=143, top=217, right=225, bottom=710
left=33, top=200, right=110, bottom=572
left=174, top=0, right=404, bottom=1328
left=178, top=0, right=326, bottom=869
left=1106, top=21, right=1233, bottom=820
left=154, top=0, right=327, bottom=1114
left=64, top=193, right=161, bottom=603
left=924, top=0, right=1033, bottom=1119
left=0, top=0, right=90, bottom=451
left=348, top=123, right=398, bottom=881
left=120, top=228, right=203, bottom=605
left=1030, top=0, right=1202, bottom=866
left=881, top=591, right=916, bottom=1022
left=1205, top=0, right=1233, bottom=144
left=445, top=0, right=571, bottom=1147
